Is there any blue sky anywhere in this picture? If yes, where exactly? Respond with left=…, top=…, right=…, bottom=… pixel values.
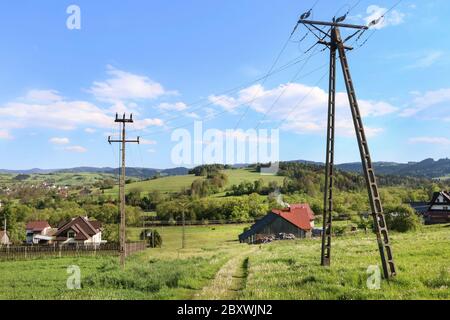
left=0, top=0, right=449, bottom=169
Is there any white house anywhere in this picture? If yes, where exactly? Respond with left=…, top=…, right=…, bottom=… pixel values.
left=0, top=230, right=10, bottom=245
left=53, top=216, right=104, bottom=245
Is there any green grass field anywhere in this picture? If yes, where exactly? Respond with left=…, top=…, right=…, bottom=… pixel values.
left=0, top=224, right=449, bottom=300
left=103, top=168, right=286, bottom=196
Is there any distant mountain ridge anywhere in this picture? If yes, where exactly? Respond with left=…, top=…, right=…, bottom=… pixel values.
left=335, top=158, right=450, bottom=178
left=1, top=158, right=449, bottom=179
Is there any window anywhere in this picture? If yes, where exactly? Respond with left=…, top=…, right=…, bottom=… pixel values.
left=444, top=206, right=448, bottom=211
left=67, top=230, right=75, bottom=239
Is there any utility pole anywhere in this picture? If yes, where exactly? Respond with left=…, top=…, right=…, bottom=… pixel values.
left=182, top=208, right=186, bottom=249
left=178, top=198, right=189, bottom=250
left=181, top=203, right=187, bottom=250
left=108, top=113, right=140, bottom=268
left=0, top=200, right=5, bottom=245
left=297, top=17, right=396, bottom=279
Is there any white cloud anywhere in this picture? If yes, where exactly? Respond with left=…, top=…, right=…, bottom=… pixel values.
left=90, top=65, right=173, bottom=102
left=0, top=100, right=112, bottom=130
left=409, top=137, right=450, bottom=145
left=0, top=92, right=164, bottom=134
left=208, top=94, right=240, bottom=112
left=210, top=82, right=397, bottom=137
left=401, top=88, right=450, bottom=117
left=108, top=101, right=141, bottom=115
left=364, top=5, right=405, bottom=30
left=64, top=145, right=88, bottom=153
left=184, top=112, right=200, bottom=119
left=23, top=89, right=63, bottom=103
left=406, top=51, right=444, bottom=69
left=50, top=137, right=70, bottom=145
left=140, top=138, right=157, bottom=145
left=158, top=102, right=187, bottom=111
left=134, top=118, right=164, bottom=130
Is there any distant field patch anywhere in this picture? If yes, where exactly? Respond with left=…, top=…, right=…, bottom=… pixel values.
left=104, top=169, right=286, bottom=196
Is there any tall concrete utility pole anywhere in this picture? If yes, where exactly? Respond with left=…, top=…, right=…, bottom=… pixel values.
left=108, top=113, right=140, bottom=268
left=296, top=16, right=396, bottom=279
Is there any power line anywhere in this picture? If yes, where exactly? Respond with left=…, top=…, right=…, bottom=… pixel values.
left=273, top=69, right=328, bottom=131
left=254, top=51, right=327, bottom=130
left=352, top=0, right=404, bottom=49
left=128, top=3, right=328, bottom=137
left=232, top=36, right=300, bottom=130
left=127, top=53, right=318, bottom=136
left=137, top=55, right=328, bottom=139
left=232, top=0, right=322, bottom=130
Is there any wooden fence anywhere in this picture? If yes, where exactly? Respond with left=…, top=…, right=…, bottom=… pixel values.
left=125, top=241, right=147, bottom=257
left=142, top=219, right=255, bottom=227
left=0, top=242, right=147, bottom=261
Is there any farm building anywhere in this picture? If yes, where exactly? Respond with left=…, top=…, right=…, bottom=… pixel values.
left=0, top=230, right=10, bottom=245
left=54, top=216, right=104, bottom=245
left=239, top=203, right=315, bottom=244
left=423, top=191, right=450, bottom=224
left=25, top=221, right=55, bottom=244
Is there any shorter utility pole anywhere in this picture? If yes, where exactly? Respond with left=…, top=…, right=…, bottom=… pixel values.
left=108, top=113, right=140, bottom=268
left=178, top=198, right=189, bottom=250
left=1, top=200, right=5, bottom=243
left=182, top=209, right=186, bottom=249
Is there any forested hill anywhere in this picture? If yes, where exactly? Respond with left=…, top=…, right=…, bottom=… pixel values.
left=335, top=158, right=450, bottom=178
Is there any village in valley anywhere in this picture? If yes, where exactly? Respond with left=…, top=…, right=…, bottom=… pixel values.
left=0, top=0, right=450, bottom=302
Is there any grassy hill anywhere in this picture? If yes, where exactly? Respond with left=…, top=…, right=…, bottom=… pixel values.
left=103, top=168, right=286, bottom=196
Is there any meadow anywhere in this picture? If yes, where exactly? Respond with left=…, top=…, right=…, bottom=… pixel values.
left=0, top=223, right=448, bottom=300
left=103, top=169, right=286, bottom=196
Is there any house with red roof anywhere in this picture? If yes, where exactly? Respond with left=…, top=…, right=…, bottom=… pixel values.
left=239, top=203, right=316, bottom=244
left=26, top=221, right=54, bottom=244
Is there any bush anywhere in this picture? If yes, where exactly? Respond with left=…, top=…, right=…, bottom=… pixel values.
left=353, top=216, right=373, bottom=233
left=140, top=229, right=162, bottom=248
left=384, top=204, right=422, bottom=233
left=332, top=225, right=347, bottom=236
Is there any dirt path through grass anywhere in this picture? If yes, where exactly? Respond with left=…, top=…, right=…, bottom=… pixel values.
left=194, top=247, right=256, bottom=300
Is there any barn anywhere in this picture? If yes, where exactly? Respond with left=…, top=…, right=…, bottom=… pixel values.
left=239, top=204, right=315, bottom=244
